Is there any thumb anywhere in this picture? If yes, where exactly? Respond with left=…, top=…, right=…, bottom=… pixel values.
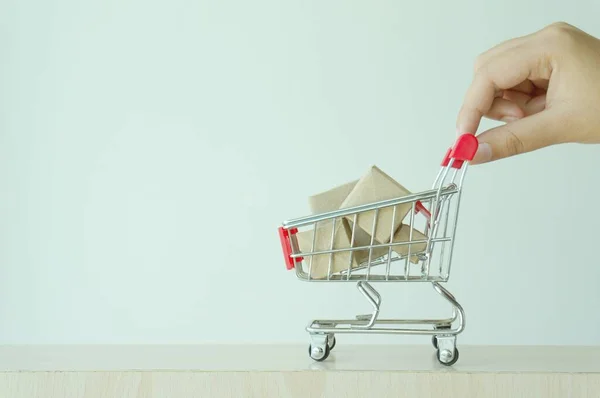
left=471, top=109, right=567, bottom=164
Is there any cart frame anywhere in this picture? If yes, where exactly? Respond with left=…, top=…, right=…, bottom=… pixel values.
left=278, top=134, right=478, bottom=365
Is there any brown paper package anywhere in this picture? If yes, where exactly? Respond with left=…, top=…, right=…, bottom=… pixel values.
left=391, top=224, right=428, bottom=264
left=308, top=180, right=358, bottom=215
left=339, top=166, right=413, bottom=245
left=295, top=219, right=358, bottom=279
left=296, top=221, right=428, bottom=278
left=308, top=181, right=389, bottom=268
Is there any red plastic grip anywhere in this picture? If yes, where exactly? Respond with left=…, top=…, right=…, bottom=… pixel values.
left=441, top=148, right=452, bottom=167
left=278, top=227, right=302, bottom=270
left=451, top=133, right=478, bottom=161
left=440, top=134, right=478, bottom=169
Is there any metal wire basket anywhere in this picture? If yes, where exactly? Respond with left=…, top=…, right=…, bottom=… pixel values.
left=278, top=134, right=478, bottom=365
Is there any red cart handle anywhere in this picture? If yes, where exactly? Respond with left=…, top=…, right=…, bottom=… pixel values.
left=278, top=227, right=302, bottom=270
left=441, top=134, right=479, bottom=169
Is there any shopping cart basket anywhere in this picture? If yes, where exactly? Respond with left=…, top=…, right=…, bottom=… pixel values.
left=277, top=134, right=478, bottom=366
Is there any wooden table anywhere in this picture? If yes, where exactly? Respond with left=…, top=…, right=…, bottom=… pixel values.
left=1, top=345, right=598, bottom=397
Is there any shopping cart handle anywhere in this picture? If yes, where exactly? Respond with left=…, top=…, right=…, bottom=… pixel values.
left=441, top=134, right=479, bottom=169
left=278, top=227, right=302, bottom=270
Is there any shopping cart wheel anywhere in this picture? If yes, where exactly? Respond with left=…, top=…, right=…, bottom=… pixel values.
left=432, top=325, right=451, bottom=349
left=327, top=334, right=336, bottom=351
left=308, top=344, right=330, bottom=362
left=436, top=348, right=459, bottom=366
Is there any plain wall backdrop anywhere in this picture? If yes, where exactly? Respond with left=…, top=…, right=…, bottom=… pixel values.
left=1, top=0, right=599, bottom=345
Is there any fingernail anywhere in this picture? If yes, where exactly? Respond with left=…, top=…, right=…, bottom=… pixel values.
left=472, top=143, right=492, bottom=164
left=501, top=116, right=519, bottom=123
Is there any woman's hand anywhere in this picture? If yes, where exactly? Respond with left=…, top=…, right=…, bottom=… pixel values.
left=456, top=22, right=600, bottom=164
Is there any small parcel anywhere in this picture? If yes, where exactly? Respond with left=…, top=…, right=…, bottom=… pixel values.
left=295, top=166, right=427, bottom=279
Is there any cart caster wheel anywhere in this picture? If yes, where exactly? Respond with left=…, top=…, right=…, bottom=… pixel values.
left=437, top=348, right=459, bottom=366
left=327, top=335, right=336, bottom=351
left=432, top=325, right=451, bottom=349
left=308, top=344, right=330, bottom=362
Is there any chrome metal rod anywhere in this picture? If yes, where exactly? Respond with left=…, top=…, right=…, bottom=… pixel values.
left=290, top=237, right=451, bottom=258
left=385, top=206, right=397, bottom=281
left=353, top=281, right=381, bottom=329
left=346, top=213, right=358, bottom=280
left=297, top=274, right=447, bottom=282
left=283, top=186, right=458, bottom=228
left=309, top=318, right=457, bottom=326
left=305, top=282, right=465, bottom=335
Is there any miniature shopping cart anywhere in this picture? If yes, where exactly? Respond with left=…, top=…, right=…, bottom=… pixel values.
left=277, top=134, right=478, bottom=366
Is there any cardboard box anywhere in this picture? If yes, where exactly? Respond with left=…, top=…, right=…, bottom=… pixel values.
left=295, top=219, right=358, bottom=279
left=391, top=224, right=428, bottom=264
left=308, top=180, right=358, bottom=214
left=308, top=181, right=389, bottom=268
left=348, top=222, right=390, bottom=264
left=299, top=167, right=420, bottom=278
left=340, top=166, right=413, bottom=244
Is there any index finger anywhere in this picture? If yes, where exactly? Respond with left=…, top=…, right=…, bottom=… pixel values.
left=457, top=45, right=539, bottom=135
left=456, top=72, right=499, bottom=135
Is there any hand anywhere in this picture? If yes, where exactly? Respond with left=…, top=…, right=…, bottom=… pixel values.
left=456, top=22, right=600, bottom=164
